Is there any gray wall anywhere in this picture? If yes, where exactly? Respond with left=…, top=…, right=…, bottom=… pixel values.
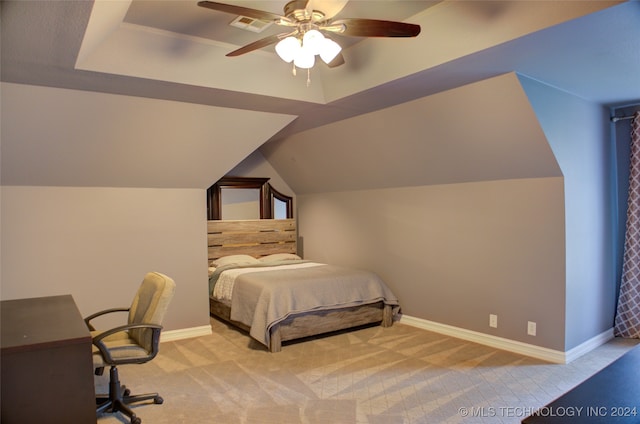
left=519, top=76, right=616, bottom=350
left=0, top=186, right=210, bottom=331
left=296, top=178, right=566, bottom=349
left=0, top=82, right=294, bottom=332
left=275, top=74, right=618, bottom=352
left=0, top=73, right=622, bottom=353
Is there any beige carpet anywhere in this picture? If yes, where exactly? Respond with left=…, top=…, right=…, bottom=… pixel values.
left=96, top=317, right=638, bottom=424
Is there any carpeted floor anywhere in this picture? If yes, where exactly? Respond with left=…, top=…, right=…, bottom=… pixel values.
left=95, top=317, right=638, bottom=424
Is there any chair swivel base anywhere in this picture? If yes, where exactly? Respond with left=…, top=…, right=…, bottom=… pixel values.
left=96, top=365, right=163, bottom=424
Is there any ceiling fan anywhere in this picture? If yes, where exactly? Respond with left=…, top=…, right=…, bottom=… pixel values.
left=197, top=0, right=421, bottom=69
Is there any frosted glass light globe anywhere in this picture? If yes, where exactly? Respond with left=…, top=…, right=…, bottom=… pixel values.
left=275, top=37, right=301, bottom=63
left=293, top=46, right=315, bottom=69
left=319, top=38, right=342, bottom=64
left=302, top=29, right=325, bottom=55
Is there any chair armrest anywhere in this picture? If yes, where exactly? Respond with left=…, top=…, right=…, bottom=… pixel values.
left=84, top=307, right=129, bottom=331
left=92, top=323, right=163, bottom=365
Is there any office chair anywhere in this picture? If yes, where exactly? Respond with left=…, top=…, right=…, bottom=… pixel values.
left=85, top=272, right=176, bottom=424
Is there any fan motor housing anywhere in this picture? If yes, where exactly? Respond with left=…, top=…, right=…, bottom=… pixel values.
left=284, top=0, right=325, bottom=23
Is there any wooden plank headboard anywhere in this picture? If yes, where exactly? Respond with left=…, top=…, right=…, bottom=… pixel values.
left=207, top=219, right=297, bottom=261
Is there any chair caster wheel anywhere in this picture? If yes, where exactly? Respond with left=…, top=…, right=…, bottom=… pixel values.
left=123, top=388, right=131, bottom=397
left=154, top=395, right=164, bottom=404
left=131, top=417, right=142, bottom=424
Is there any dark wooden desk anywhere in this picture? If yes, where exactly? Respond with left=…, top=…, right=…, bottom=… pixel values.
left=1, top=295, right=96, bottom=423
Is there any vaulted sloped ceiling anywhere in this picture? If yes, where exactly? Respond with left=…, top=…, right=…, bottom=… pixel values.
left=261, top=72, right=561, bottom=194
left=1, top=1, right=639, bottom=190
left=1, top=83, right=295, bottom=188
left=72, top=0, right=632, bottom=106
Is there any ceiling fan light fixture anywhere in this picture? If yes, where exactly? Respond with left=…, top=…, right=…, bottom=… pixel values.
left=293, top=47, right=315, bottom=69
left=319, top=38, right=342, bottom=64
left=302, top=29, right=325, bottom=55
left=275, top=36, right=301, bottom=63
left=199, top=1, right=422, bottom=76
left=275, top=30, right=342, bottom=69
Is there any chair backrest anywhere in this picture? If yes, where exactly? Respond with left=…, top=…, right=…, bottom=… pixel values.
left=128, top=272, right=176, bottom=351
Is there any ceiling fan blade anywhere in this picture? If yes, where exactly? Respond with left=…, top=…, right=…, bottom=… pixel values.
left=328, top=18, right=421, bottom=37
left=307, top=0, right=348, bottom=20
left=226, top=33, right=284, bottom=57
left=197, top=1, right=287, bottom=23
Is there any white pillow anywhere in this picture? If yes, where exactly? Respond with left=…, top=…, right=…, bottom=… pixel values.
left=211, top=254, right=259, bottom=267
left=259, top=253, right=302, bottom=262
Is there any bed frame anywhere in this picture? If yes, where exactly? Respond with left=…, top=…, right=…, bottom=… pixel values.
left=207, top=219, right=394, bottom=352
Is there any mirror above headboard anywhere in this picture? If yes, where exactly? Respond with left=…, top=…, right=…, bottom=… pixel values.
left=206, top=176, right=293, bottom=220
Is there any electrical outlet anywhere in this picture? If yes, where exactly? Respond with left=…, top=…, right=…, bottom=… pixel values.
left=489, top=314, right=498, bottom=328
left=528, top=321, right=537, bottom=336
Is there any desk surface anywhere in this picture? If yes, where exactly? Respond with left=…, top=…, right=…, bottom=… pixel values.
left=1, top=294, right=91, bottom=352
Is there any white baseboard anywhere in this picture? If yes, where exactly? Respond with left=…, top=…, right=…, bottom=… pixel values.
left=160, top=325, right=212, bottom=343
left=399, top=315, right=613, bottom=364
left=564, top=327, right=614, bottom=363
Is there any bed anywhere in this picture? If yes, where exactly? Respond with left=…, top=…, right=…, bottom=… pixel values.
left=207, top=219, right=400, bottom=352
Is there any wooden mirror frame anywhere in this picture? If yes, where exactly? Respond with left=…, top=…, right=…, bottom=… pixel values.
left=207, top=176, right=293, bottom=220
left=266, top=184, right=294, bottom=219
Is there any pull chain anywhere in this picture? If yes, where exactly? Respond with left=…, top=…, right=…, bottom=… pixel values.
left=289, top=64, right=311, bottom=87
